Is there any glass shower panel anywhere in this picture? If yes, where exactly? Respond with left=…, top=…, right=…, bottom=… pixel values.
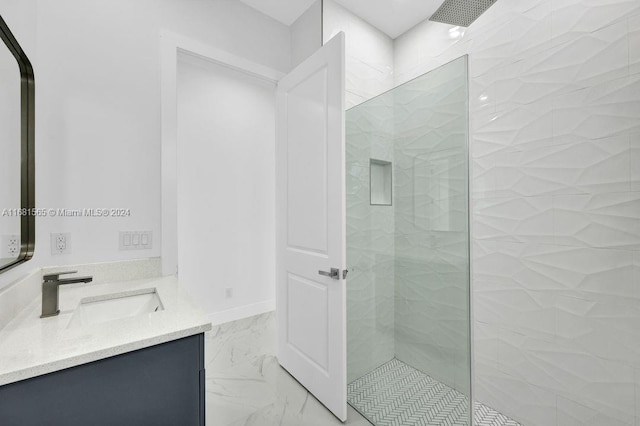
left=346, top=56, right=470, bottom=426
left=346, top=90, right=396, bottom=384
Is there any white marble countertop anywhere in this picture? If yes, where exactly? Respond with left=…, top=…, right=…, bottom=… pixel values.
left=0, top=275, right=211, bottom=386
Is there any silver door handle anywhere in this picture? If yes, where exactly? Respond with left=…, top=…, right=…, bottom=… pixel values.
left=318, top=268, right=340, bottom=280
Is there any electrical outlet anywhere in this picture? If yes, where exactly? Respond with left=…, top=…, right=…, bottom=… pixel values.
left=50, top=233, right=71, bottom=255
left=1, top=235, right=19, bottom=259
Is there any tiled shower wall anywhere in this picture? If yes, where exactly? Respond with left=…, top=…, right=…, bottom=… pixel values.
left=336, top=0, right=640, bottom=423
left=323, top=0, right=394, bottom=109
left=393, top=0, right=640, bottom=424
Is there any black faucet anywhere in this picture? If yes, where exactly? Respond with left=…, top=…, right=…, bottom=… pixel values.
left=41, top=270, right=93, bottom=318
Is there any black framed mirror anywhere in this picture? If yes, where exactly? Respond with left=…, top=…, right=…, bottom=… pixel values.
left=0, top=13, right=35, bottom=274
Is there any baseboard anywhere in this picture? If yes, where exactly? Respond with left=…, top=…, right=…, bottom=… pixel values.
left=206, top=299, right=275, bottom=325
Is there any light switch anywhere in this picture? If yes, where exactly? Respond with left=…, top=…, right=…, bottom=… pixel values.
left=120, top=231, right=152, bottom=251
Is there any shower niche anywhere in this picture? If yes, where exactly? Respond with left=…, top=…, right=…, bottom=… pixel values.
left=369, top=159, right=392, bottom=206
left=346, top=56, right=471, bottom=426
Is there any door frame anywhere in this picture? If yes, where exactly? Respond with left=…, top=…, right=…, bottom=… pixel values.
left=159, top=31, right=285, bottom=277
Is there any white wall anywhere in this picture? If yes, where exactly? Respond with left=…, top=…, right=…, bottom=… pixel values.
left=0, top=0, right=291, bottom=290
left=290, top=0, right=322, bottom=68
left=176, top=52, right=276, bottom=322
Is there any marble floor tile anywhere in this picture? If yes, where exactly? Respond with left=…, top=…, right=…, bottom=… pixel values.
left=204, top=312, right=372, bottom=426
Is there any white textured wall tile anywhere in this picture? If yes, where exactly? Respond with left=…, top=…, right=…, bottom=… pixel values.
left=474, top=196, right=554, bottom=243
left=557, top=395, right=632, bottom=426
left=472, top=136, right=632, bottom=198
left=474, top=321, right=499, bottom=370
left=323, top=0, right=394, bottom=108
left=475, top=240, right=637, bottom=306
left=523, top=136, right=631, bottom=195
left=474, top=368, right=558, bottom=426
left=545, top=21, right=629, bottom=88
left=553, top=192, right=640, bottom=250
left=553, top=75, right=640, bottom=144
left=630, top=134, right=640, bottom=191
left=494, top=330, right=635, bottom=424
left=556, top=295, right=640, bottom=366
left=636, top=368, right=640, bottom=426
left=631, top=14, right=640, bottom=76
left=335, top=0, right=640, bottom=422
left=468, top=14, right=516, bottom=78
left=551, top=0, right=640, bottom=47
left=510, top=1, right=553, bottom=60
left=474, top=98, right=555, bottom=151
left=475, top=287, right=556, bottom=341
left=537, top=343, right=635, bottom=422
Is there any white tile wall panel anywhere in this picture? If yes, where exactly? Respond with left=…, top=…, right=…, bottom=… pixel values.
left=550, top=0, right=640, bottom=47
left=557, top=394, right=633, bottom=426
left=630, top=14, right=640, bottom=76
left=336, top=0, right=640, bottom=422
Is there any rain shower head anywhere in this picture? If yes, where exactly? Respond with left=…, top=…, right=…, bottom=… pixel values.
left=429, top=0, right=498, bottom=27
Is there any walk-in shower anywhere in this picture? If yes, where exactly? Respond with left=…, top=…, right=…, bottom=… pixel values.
left=345, top=56, right=472, bottom=426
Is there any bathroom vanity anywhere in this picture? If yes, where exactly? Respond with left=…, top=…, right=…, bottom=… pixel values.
left=0, top=275, right=211, bottom=426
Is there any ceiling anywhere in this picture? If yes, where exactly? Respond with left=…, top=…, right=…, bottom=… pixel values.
left=238, top=0, right=317, bottom=26
left=333, top=0, right=445, bottom=39
left=238, top=0, right=446, bottom=39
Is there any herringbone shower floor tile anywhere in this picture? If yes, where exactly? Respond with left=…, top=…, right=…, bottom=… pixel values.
left=347, top=359, right=521, bottom=426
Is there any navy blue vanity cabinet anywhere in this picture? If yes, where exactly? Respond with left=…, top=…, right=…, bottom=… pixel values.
left=0, top=333, right=206, bottom=426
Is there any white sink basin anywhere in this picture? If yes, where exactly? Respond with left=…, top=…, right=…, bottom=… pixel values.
left=67, top=288, right=163, bottom=328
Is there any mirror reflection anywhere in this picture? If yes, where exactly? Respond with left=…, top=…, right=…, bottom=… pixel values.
left=0, top=27, right=21, bottom=268
left=0, top=14, right=34, bottom=274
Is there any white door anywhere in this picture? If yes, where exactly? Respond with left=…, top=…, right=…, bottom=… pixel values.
left=275, top=33, right=346, bottom=421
